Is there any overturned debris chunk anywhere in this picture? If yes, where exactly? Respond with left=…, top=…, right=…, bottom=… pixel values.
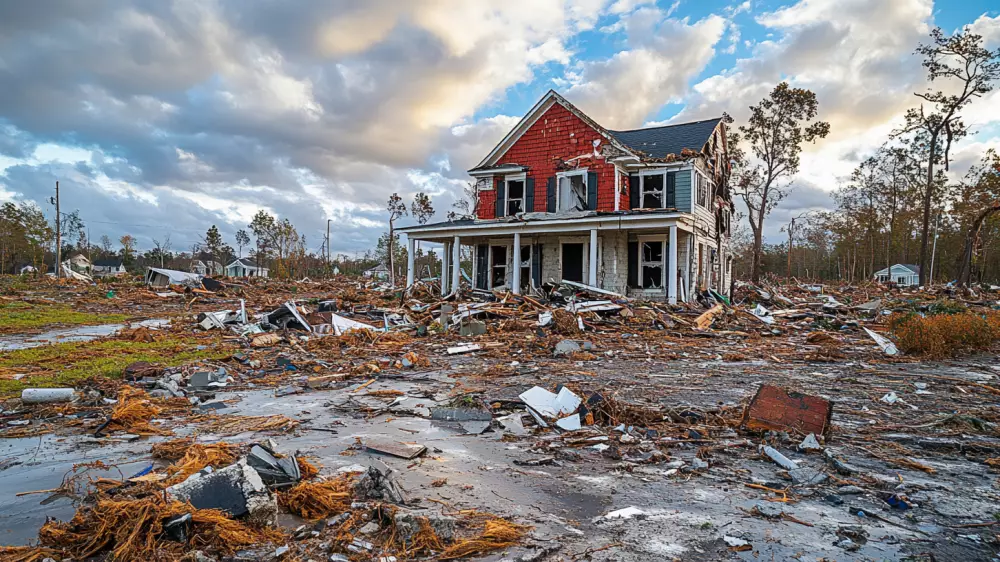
left=366, top=440, right=427, bottom=459
left=743, top=384, right=833, bottom=438
left=166, top=460, right=278, bottom=526
left=864, top=327, right=899, bottom=356
left=246, top=445, right=301, bottom=487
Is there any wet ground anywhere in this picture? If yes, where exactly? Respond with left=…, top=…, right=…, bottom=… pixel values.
left=4, top=344, right=1000, bottom=561
left=0, top=318, right=169, bottom=351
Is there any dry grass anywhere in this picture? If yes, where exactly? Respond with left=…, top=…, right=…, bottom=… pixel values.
left=437, top=516, right=532, bottom=560
left=889, top=311, right=1000, bottom=358
left=38, top=496, right=282, bottom=561
left=278, top=477, right=353, bottom=520
left=106, top=386, right=171, bottom=435
left=151, top=439, right=240, bottom=484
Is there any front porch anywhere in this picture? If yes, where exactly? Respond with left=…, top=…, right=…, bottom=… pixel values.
left=401, top=214, right=725, bottom=303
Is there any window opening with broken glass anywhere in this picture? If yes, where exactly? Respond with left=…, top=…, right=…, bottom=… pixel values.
left=557, top=172, right=587, bottom=212
left=490, top=246, right=508, bottom=288
left=641, top=240, right=664, bottom=289
left=506, top=179, right=524, bottom=215
left=641, top=174, right=663, bottom=208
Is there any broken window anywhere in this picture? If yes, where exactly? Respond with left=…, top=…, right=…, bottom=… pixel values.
left=490, top=245, right=508, bottom=288
left=696, top=173, right=712, bottom=208
left=641, top=174, right=663, bottom=208
left=557, top=172, right=587, bottom=212
left=520, top=245, right=531, bottom=291
left=640, top=241, right=663, bottom=289
left=506, top=179, right=524, bottom=215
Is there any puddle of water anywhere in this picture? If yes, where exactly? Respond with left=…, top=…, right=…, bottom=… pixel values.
left=0, top=319, right=169, bottom=351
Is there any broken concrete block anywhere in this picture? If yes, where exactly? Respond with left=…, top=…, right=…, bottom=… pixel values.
left=166, top=460, right=277, bottom=526
left=743, top=384, right=833, bottom=438
left=789, top=467, right=829, bottom=485
left=393, top=512, right=457, bottom=542
left=553, top=340, right=581, bottom=356
left=798, top=433, right=823, bottom=452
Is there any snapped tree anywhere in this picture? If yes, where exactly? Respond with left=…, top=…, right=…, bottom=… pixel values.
left=734, top=82, right=830, bottom=283
left=895, top=27, right=1000, bottom=285
left=955, top=150, right=1000, bottom=286
left=386, top=193, right=407, bottom=286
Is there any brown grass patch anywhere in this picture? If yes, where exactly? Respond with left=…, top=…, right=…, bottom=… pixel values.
left=889, top=311, right=1000, bottom=358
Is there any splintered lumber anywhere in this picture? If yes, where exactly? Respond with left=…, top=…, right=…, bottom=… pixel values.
left=694, top=304, right=724, bottom=330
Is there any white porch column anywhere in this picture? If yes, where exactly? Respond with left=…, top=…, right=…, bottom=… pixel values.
left=440, top=242, right=450, bottom=295
left=511, top=233, right=521, bottom=294
left=451, top=236, right=461, bottom=292
left=588, top=228, right=598, bottom=287
left=668, top=225, right=678, bottom=304
left=405, top=236, right=415, bottom=288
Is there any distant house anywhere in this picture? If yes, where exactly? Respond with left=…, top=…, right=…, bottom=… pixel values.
left=92, top=258, right=126, bottom=277
left=189, top=260, right=208, bottom=275
left=875, top=264, right=920, bottom=287
left=363, top=263, right=390, bottom=281
left=225, top=257, right=269, bottom=278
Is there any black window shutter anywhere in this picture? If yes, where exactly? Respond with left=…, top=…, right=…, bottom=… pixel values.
left=587, top=171, right=598, bottom=210
left=627, top=241, right=638, bottom=288
left=546, top=177, right=556, bottom=212
left=628, top=175, right=639, bottom=209
left=475, top=244, right=489, bottom=289
left=666, top=172, right=676, bottom=208
left=531, top=244, right=542, bottom=288
left=524, top=177, right=535, bottom=213
left=495, top=178, right=506, bottom=218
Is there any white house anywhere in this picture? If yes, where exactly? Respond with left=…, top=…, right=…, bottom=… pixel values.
left=363, top=263, right=390, bottom=281
left=874, top=264, right=920, bottom=287
left=92, top=258, right=126, bottom=277
left=226, top=257, right=269, bottom=278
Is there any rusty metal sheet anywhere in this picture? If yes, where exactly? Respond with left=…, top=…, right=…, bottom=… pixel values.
left=742, top=384, right=832, bottom=438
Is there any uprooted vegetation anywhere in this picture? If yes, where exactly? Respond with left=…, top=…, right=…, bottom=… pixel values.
left=889, top=309, right=1000, bottom=358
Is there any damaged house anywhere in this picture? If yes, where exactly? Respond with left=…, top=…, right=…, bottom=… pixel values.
left=400, top=90, right=734, bottom=302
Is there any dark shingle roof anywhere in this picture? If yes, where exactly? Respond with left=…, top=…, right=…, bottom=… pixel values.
left=231, top=257, right=261, bottom=268
left=900, top=264, right=920, bottom=274
left=93, top=258, right=123, bottom=267
left=609, top=118, right=722, bottom=159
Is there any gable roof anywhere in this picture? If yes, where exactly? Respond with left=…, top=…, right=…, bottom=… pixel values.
left=228, top=257, right=262, bottom=269
left=471, top=90, right=724, bottom=171
left=93, top=258, right=123, bottom=267
left=609, top=118, right=722, bottom=159
left=875, top=263, right=920, bottom=275
left=470, top=90, right=637, bottom=172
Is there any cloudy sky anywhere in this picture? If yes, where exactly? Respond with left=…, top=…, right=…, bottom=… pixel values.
left=1, top=0, right=998, bottom=256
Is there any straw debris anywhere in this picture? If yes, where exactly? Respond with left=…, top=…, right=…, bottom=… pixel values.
left=437, top=516, right=532, bottom=560
left=278, top=476, right=353, bottom=520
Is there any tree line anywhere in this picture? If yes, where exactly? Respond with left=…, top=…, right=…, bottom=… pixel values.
left=733, top=25, right=999, bottom=286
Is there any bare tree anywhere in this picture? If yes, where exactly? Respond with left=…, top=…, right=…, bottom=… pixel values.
left=386, top=193, right=407, bottom=286
left=734, top=82, right=831, bottom=282
left=151, top=234, right=172, bottom=267
left=448, top=182, right=481, bottom=220
left=895, top=27, right=1000, bottom=285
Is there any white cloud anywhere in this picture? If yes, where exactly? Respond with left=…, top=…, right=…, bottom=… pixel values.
left=968, top=13, right=1000, bottom=48
left=565, top=11, right=727, bottom=128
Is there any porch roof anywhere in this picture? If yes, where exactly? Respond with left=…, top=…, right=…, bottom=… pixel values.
left=400, top=209, right=693, bottom=241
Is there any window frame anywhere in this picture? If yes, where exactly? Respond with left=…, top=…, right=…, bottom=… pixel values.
left=638, top=169, right=667, bottom=209
left=637, top=234, right=667, bottom=291
left=489, top=245, right=509, bottom=289
left=504, top=173, right=526, bottom=215
left=555, top=168, right=588, bottom=213
left=694, top=170, right=714, bottom=208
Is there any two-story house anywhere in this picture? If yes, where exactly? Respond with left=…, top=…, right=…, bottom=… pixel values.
left=400, top=90, right=733, bottom=303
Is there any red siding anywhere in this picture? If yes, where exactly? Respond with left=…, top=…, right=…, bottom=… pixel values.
left=477, top=103, right=629, bottom=219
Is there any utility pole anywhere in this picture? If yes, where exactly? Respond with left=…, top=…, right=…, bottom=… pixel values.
left=54, top=181, right=61, bottom=277
left=929, top=211, right=941, bottom=286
